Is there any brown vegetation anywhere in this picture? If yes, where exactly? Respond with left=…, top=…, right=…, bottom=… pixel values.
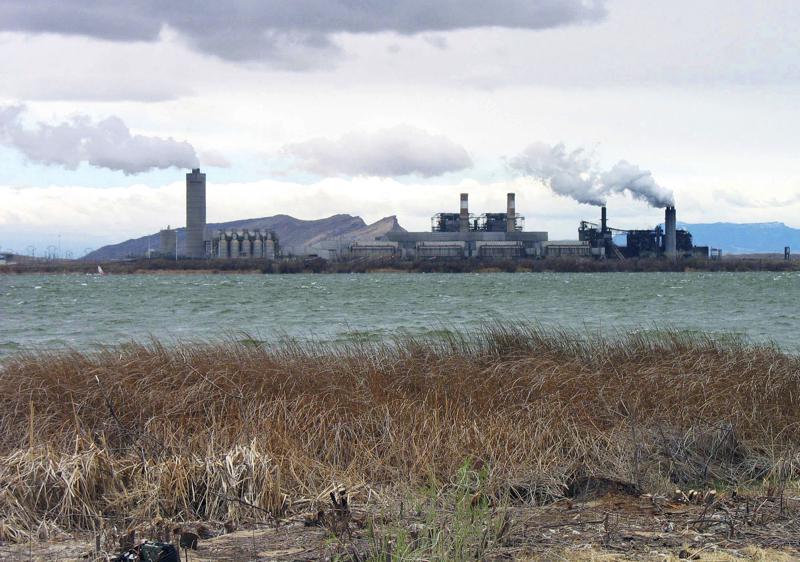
left=0, top=327, right=798, bottom=557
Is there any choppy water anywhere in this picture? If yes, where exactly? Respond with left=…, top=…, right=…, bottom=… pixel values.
left=1, top=272, right=798, bottom=356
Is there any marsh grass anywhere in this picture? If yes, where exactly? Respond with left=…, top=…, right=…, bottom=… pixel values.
left=362, top=460, right=507, bottom=562
left=0, top=326, right=798, bottom=542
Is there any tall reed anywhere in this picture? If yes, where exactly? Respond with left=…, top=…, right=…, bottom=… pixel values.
left=0, top=326, right=798, bottom=540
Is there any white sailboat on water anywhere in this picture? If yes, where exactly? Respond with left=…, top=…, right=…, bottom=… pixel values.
left=97, top=265, right=105, bottom=275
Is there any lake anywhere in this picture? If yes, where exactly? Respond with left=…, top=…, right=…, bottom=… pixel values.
left=1, top=271, right=798, bottom=356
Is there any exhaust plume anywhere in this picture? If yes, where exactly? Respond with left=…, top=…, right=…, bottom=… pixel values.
left=0, top=105, right=198, bottom=175
left=511, top=142, right=674, bottom=208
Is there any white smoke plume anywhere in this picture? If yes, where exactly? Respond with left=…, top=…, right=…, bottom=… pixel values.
left=511, top=142, right=674, bottom=208
left=0, top=105, right=198, bottom=174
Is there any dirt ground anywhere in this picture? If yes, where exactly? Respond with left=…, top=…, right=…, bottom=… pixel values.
left=1, top=487, right=798, bottom=561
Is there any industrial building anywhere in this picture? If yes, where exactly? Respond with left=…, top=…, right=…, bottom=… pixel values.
left=578, top=205, right=709, bottom=259
left=376, top=193, right=549, bottom=259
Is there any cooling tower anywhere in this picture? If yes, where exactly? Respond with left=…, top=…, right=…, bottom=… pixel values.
left=185, top=168, right=207, bottom=258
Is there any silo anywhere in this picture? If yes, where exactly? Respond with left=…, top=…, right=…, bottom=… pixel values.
left=253, top=233, right=264, bottom=258
left=216, top=231, right=229, bottom=258
left=240, top=230, right=252, bottom=258
left=265, top=234, right=276, bottom=260
left=230, top=233, right=240, bottom=258
left=185, top=168, right=207, bottom=258
left=159, top=228, right=177, bottom=257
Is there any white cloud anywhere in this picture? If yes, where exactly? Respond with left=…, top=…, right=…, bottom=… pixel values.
left=282, top=126, right=472, bottom=177
left=0, top=0, right=606, bottom=65
left=0, top=105, right=198, bottom=174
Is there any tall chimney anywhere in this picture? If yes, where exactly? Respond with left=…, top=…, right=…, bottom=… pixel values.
left=601, top=206, right=607, bottom=234
left=459, top=193, right=469, bottom=232
left=506, top=193, right=516, bottom=233
left=185, top=168, right=207, bottom=258
left=665, top=206, right=677, bottom=258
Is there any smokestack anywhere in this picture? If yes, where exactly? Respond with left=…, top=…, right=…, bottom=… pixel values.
left=459, top=193, right=469, bottom=232
left=506, top=193, right=516, bottom=233
left=186, top=168, right=207, bottom=258
left=665, top=206, right=677, bottom=258
left=601, top=206, right=607, bottom=234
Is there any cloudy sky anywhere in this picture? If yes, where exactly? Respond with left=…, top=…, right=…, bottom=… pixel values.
left=1, top=0, right=798, bottom=256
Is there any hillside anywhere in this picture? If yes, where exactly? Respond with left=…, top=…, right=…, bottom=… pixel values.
left=84, top=215, right=406, bottom=260
left=679, top=221, right=800, bottom=254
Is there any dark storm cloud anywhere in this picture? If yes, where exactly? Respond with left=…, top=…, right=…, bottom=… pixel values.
left=0, top=105, right=199, bottom=174
left=0, top=1, right=606, bottom=62
left=284, top=126, right=473, bottom=177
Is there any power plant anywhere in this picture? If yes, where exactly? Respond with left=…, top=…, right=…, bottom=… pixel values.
left=378, top=193, right=548, bottom=259
left=578, top=205, right=709, bottom=259
left=158, top=168, right=708, bottom=261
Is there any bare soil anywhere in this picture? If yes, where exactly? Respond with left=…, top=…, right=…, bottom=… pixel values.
left=2, top=487, right=798, bottom=561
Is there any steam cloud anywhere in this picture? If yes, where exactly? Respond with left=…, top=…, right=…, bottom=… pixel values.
left=510, top=142, right=674, bottom=208
left=0, top=105, right=198, bottom=174
left=284, top=126, right=472, bottom=177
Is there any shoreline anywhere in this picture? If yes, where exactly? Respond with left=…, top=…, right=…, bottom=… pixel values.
left=2, top=255, right=800, bottom=275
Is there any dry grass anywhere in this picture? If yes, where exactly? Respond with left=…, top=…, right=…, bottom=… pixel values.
left=0, top=326, right=798, bottom=542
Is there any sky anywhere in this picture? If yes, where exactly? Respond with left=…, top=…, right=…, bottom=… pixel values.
left=0, top=0, right=799, bottom=257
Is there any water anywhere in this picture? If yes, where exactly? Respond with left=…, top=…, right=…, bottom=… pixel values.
left=1, top=271, right=798, bottom=356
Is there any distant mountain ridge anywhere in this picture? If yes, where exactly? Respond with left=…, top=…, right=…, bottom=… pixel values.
left=678, top=221, right=800, bottom=254
left=85, top=214, right=406, bottom=260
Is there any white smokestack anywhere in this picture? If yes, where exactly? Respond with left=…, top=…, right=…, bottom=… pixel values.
left=460, top=193, right=469, bottom=232
left=506, top=193, right=516, bottom=232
